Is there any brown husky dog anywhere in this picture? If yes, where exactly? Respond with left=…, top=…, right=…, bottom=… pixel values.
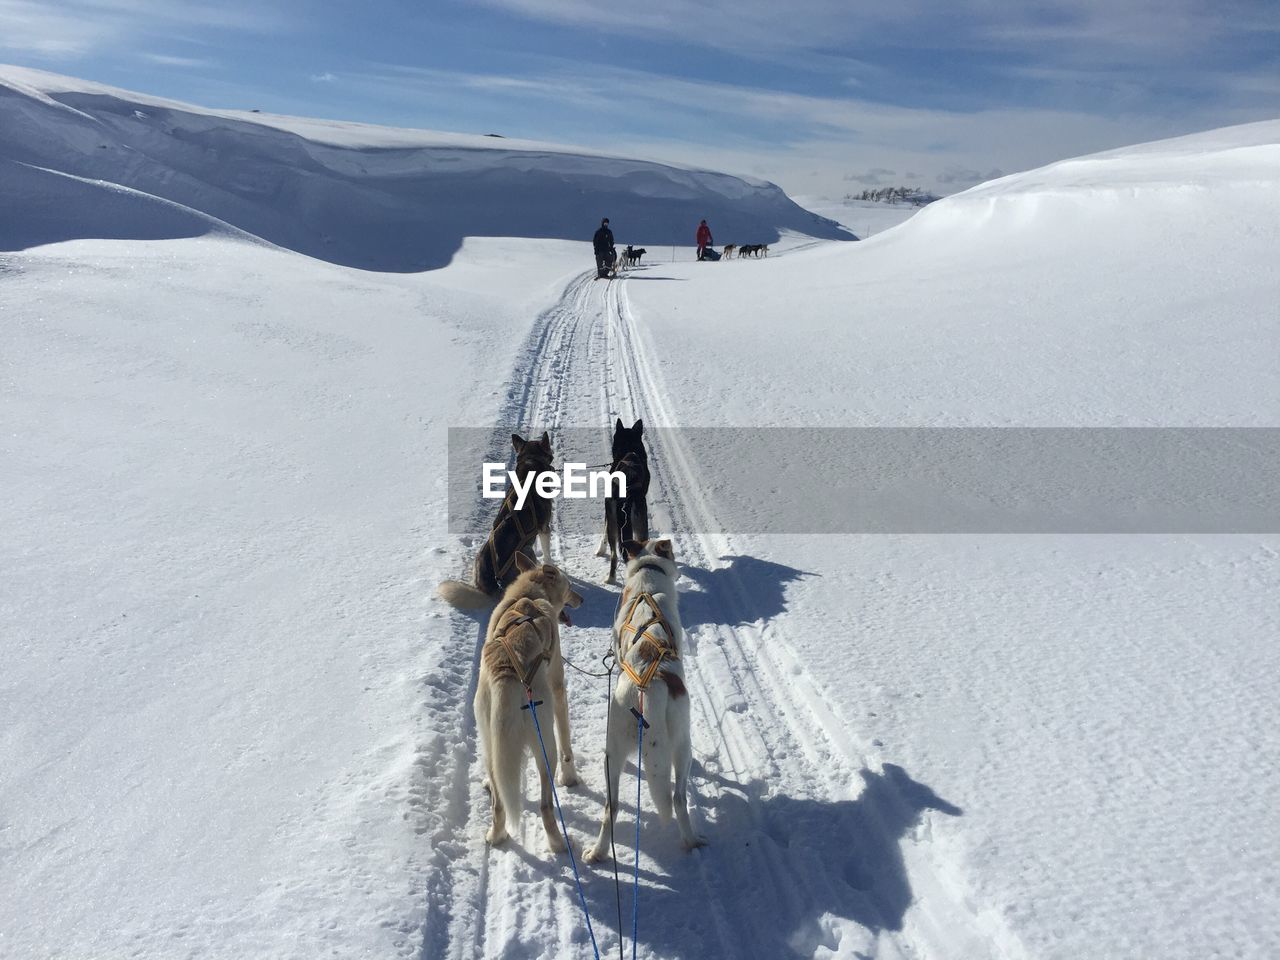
left=475, top=554, right=584, bottom=852
left=439, top=432, right=555, bottom=609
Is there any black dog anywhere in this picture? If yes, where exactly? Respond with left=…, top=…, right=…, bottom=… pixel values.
left=622, top=246, right=647, bottom=268
left=600, top=418, right=650, bottom=582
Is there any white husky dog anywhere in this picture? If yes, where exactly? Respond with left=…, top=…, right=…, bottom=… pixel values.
left=585, top=538, right=707, bottom=861
left=474, top=553, right=584, bottom=853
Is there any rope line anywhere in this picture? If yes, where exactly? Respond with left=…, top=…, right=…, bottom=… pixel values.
left=603, top=658, right=625, bottom=960
left=630, top=692, right=648, bottom=960
left=562, top=653, right=616, bottom=679
left=526, top=690, right=601, bottom=960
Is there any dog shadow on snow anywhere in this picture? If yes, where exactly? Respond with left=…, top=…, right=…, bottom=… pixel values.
left=677, top=555, right=817, bottom=635
left=508, top=762, right=962, bottom=960
left=560, top=577, right=626, bottom=631
left=434, top=555, right=812, bottom=637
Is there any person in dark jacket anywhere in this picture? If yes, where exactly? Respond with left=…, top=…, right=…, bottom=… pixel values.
left=696, top=219, right=712, bottom=260
left=593, top=217, right=616, bottom=278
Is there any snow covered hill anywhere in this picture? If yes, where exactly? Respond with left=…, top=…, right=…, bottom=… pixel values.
left=636, top=120, right=1280, bottom=427
left=3, top=65, right=1277, bottom=960
left=0, top=65, right=850, bottom=271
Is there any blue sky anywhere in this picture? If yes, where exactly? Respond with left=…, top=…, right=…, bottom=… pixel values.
left=2, top=0, right=1277, bottom=195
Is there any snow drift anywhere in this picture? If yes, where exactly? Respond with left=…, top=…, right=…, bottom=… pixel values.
left=897, top=119, right=1280, bottom=246
left=0, top=65, right=851, bottom=271
left=633, top=119, right=1280, bottom=427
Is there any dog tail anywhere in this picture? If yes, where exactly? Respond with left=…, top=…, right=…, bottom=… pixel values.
left=437, top=579, right=494, bottom=609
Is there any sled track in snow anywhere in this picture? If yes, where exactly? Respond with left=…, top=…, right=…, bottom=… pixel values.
left=422, top=269, right=1024, bottom=959
left=599, top=280, right=1027, bottom=960
left=418, top=271, right=600, bottom=960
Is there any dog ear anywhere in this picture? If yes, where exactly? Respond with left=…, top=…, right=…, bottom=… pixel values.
left=540, top=430, right=550, bottom=449
left=511, top=433, right=525, bottom=452
left=653, top=538, right=675, bottom=561
left=632, top=418, right=643, bottom=434
left=514, top=552, right=537, bottom=573
left=621, top=539, right=647, bottom=561
left=615, top=417, right=624, bottom=435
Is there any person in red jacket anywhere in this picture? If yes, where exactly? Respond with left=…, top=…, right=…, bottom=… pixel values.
left=696, top=219, right=713, bottom=261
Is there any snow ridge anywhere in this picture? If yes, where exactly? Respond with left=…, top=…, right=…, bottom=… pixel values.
left=0, top=65, right=851, bottom=271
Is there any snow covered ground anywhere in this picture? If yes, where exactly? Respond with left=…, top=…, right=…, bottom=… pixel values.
left=3, top=69, right=1278, bottom=960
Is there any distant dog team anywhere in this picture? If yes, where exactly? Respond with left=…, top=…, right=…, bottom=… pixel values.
left=695, top=241, right=770, bottom=259
left=607, top=239, right=770, bottom=270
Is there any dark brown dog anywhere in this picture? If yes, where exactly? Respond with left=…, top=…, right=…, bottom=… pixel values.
left=439, top=432, right=556, bottom=606
left=598, top=418, right=650, bottom=582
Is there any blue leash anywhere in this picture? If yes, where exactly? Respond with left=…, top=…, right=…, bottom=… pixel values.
left=629, top=699, right=650, bottom=960
left=526, top=692, right=602, bottom=960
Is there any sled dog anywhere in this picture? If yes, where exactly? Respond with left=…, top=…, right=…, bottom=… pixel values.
left=438, top=432, right=555, bottom=609
left=722, top=244, right=737, bottom=259
left=595, top=418, right=651, bottom=582
left=585, top=539, right=707, bottom=861
left=475, top=554, right=584, bottom=852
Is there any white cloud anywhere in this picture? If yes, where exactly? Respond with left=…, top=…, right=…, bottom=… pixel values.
left=936, top=165, right=1005, bottom=186
left=344, top=59, right=1230, bottom=197
left=141, top=52, right=214, bottom=68
left=311, top=72, right=338, bottom=83
left=844, top=168, right=897, bottom=185
left=470, top=0, right=1280, bottom=69
left=0, top=0, right=107, bottom=56
left=0, top=0, right=281, bottom=59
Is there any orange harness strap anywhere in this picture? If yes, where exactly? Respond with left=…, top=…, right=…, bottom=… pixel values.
left=617, top=592, right=678, bottom=691
left=494, top=613, right=547, bottom=690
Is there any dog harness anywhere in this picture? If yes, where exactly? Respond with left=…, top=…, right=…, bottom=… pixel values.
left=484, top=491, right=544, bottom=582
left=493, top=612, right=548, bottom=690
left=616, top=590, right=679, bottom=691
